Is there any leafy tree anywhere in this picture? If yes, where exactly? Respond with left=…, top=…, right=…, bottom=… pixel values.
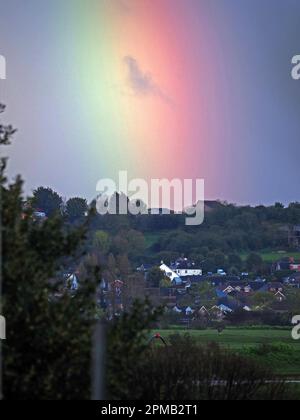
left=123, top=273, right=146, bottom=309
left=213, top=252, right=227, bottom=269
left=251, top=292, right=274, bottom=309
left=147, top=267, right=165, bottom=288
left=66, top=197, right=88, bottom=222
left=32, top=186, right=63, bottom=217
left=228, top=266, right=239, bottom=276
left=286, top=289, right=300, bottom=314
left=1, top=104, right=98, bottom=399
left=228, top=253, right=242, bottom=269
left=190, top=282, right=217, bottom=308
left=107, top=300, right=162, bottom=399
left=112, top=234, right=129, bottom=255
left=93, top=230, right=111, bottom=254
left=126, top=230, right=146, bottom=258
left=117, top=254, right=131, bottom=278
left=160, top=277, right=172, bottom=288
left=112, top=334, right=286, bottom=400
left=246, top=253, right=263, bottom=273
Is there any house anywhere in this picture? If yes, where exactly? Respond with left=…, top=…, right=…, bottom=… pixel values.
left=173, top=305, right=182, bottom=313
left=33, top=210, right=47, bottom=221
left=216, top=289, right=227, bottom=299
left=112, top=279, right=124, bottom=296
left=276, top=257, right=300, bottom=272
left=274, top=290, right=286, bottom=302
left=185, top=275, right=204, bottom=284
left=223, top=285, right=235, bottom=294
left=290, top=263, right=300, bottom=272
left=185, top=306, right=194, bottom=316
left=207, top=275, right=240, bottom=287
left=218, top=296, right=242, bottom=312
left=159, top=263, right=182, bottom=284
left=170, top=258, right=202, bottom=277
left=286, top=276, right=300, bottom=288
left=218, top=304, right=233, bottom=314
left=244, top=285, right=252, bottom=293
left=276, top=259, right=293, bottom=271
left=248, top=280, right=266, bottom=291
left=198, top=306, right=210, bottom=317
left=268, top=282, right=284, bottom=292
left=222, top=283, right=252, bottom=294
left=172, top=306, right=194, bottom=316
left=259, top=282, right=284, bottom=293
left=64, top=273, right=79, bottom=291
left=210, top=306, right=226, bottom=320
left=217, top=269, right=227, bottom=276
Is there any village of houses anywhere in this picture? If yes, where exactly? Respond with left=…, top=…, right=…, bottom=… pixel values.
left=68, top=255, right=300, bottom=325
left=138, top=258, right=300, bottom=322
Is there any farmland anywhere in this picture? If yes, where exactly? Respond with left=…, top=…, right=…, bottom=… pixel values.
left=155, top=327, right=300, bottom=376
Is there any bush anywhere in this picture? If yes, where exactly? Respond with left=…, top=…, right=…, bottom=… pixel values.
left=107, top=333, right=286, bottom=400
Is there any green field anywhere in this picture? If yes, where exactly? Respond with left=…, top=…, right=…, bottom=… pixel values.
left=240, top=250, right=300, bottom=263
left=155, top=327, right=300, bottom=376
left=144, top=235, right=300, bottom=263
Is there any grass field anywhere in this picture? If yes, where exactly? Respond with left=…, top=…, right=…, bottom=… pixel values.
left=240, top=250, right=300, bottom=263
left=155, top=327, right=300, bottom=376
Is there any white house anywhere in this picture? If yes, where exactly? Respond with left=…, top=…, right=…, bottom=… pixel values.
left=171, top=258, right=202, bottom=277
left=218, top=304, right=233, bottom=314
left=160, top=263, right=182, bottom=283
left=185, top=306, right=194, bottom=315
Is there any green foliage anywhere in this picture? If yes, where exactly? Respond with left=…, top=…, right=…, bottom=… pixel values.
left=246, top=253, right=263, bottom=273
left=250, top=292, right=275, bottom=309
left=93, top=230, right=111, bottom=254
left=32, top=186, right=63, bottom=217
left=189, top=281, right=217, bottom=308
left=111, top=229, right=146, bottom=259
left=286, top=289, right=300, bottom=314
left=110, top=334, right=286, bottom=400
left=156, top=328, right=300, bottom=377
left=159, top=277, right=172, bottom=288
left=107, top=300, right=163, bottom=399
left=1, top=105, right=97, bottom=399
left=147, top=266, right=165, bottom=288
left=66, top=197, right=88, bottom=222
left=3, top=184, right=98, bottom=399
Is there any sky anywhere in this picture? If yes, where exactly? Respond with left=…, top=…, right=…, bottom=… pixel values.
left=0, top=0, right=300, bottom=205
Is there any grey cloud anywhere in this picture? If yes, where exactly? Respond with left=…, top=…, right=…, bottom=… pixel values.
left=123, top=56, right=172, bottom=105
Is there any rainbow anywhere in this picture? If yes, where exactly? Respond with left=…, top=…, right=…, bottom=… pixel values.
left=60, top=0, right=240, bottom=198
